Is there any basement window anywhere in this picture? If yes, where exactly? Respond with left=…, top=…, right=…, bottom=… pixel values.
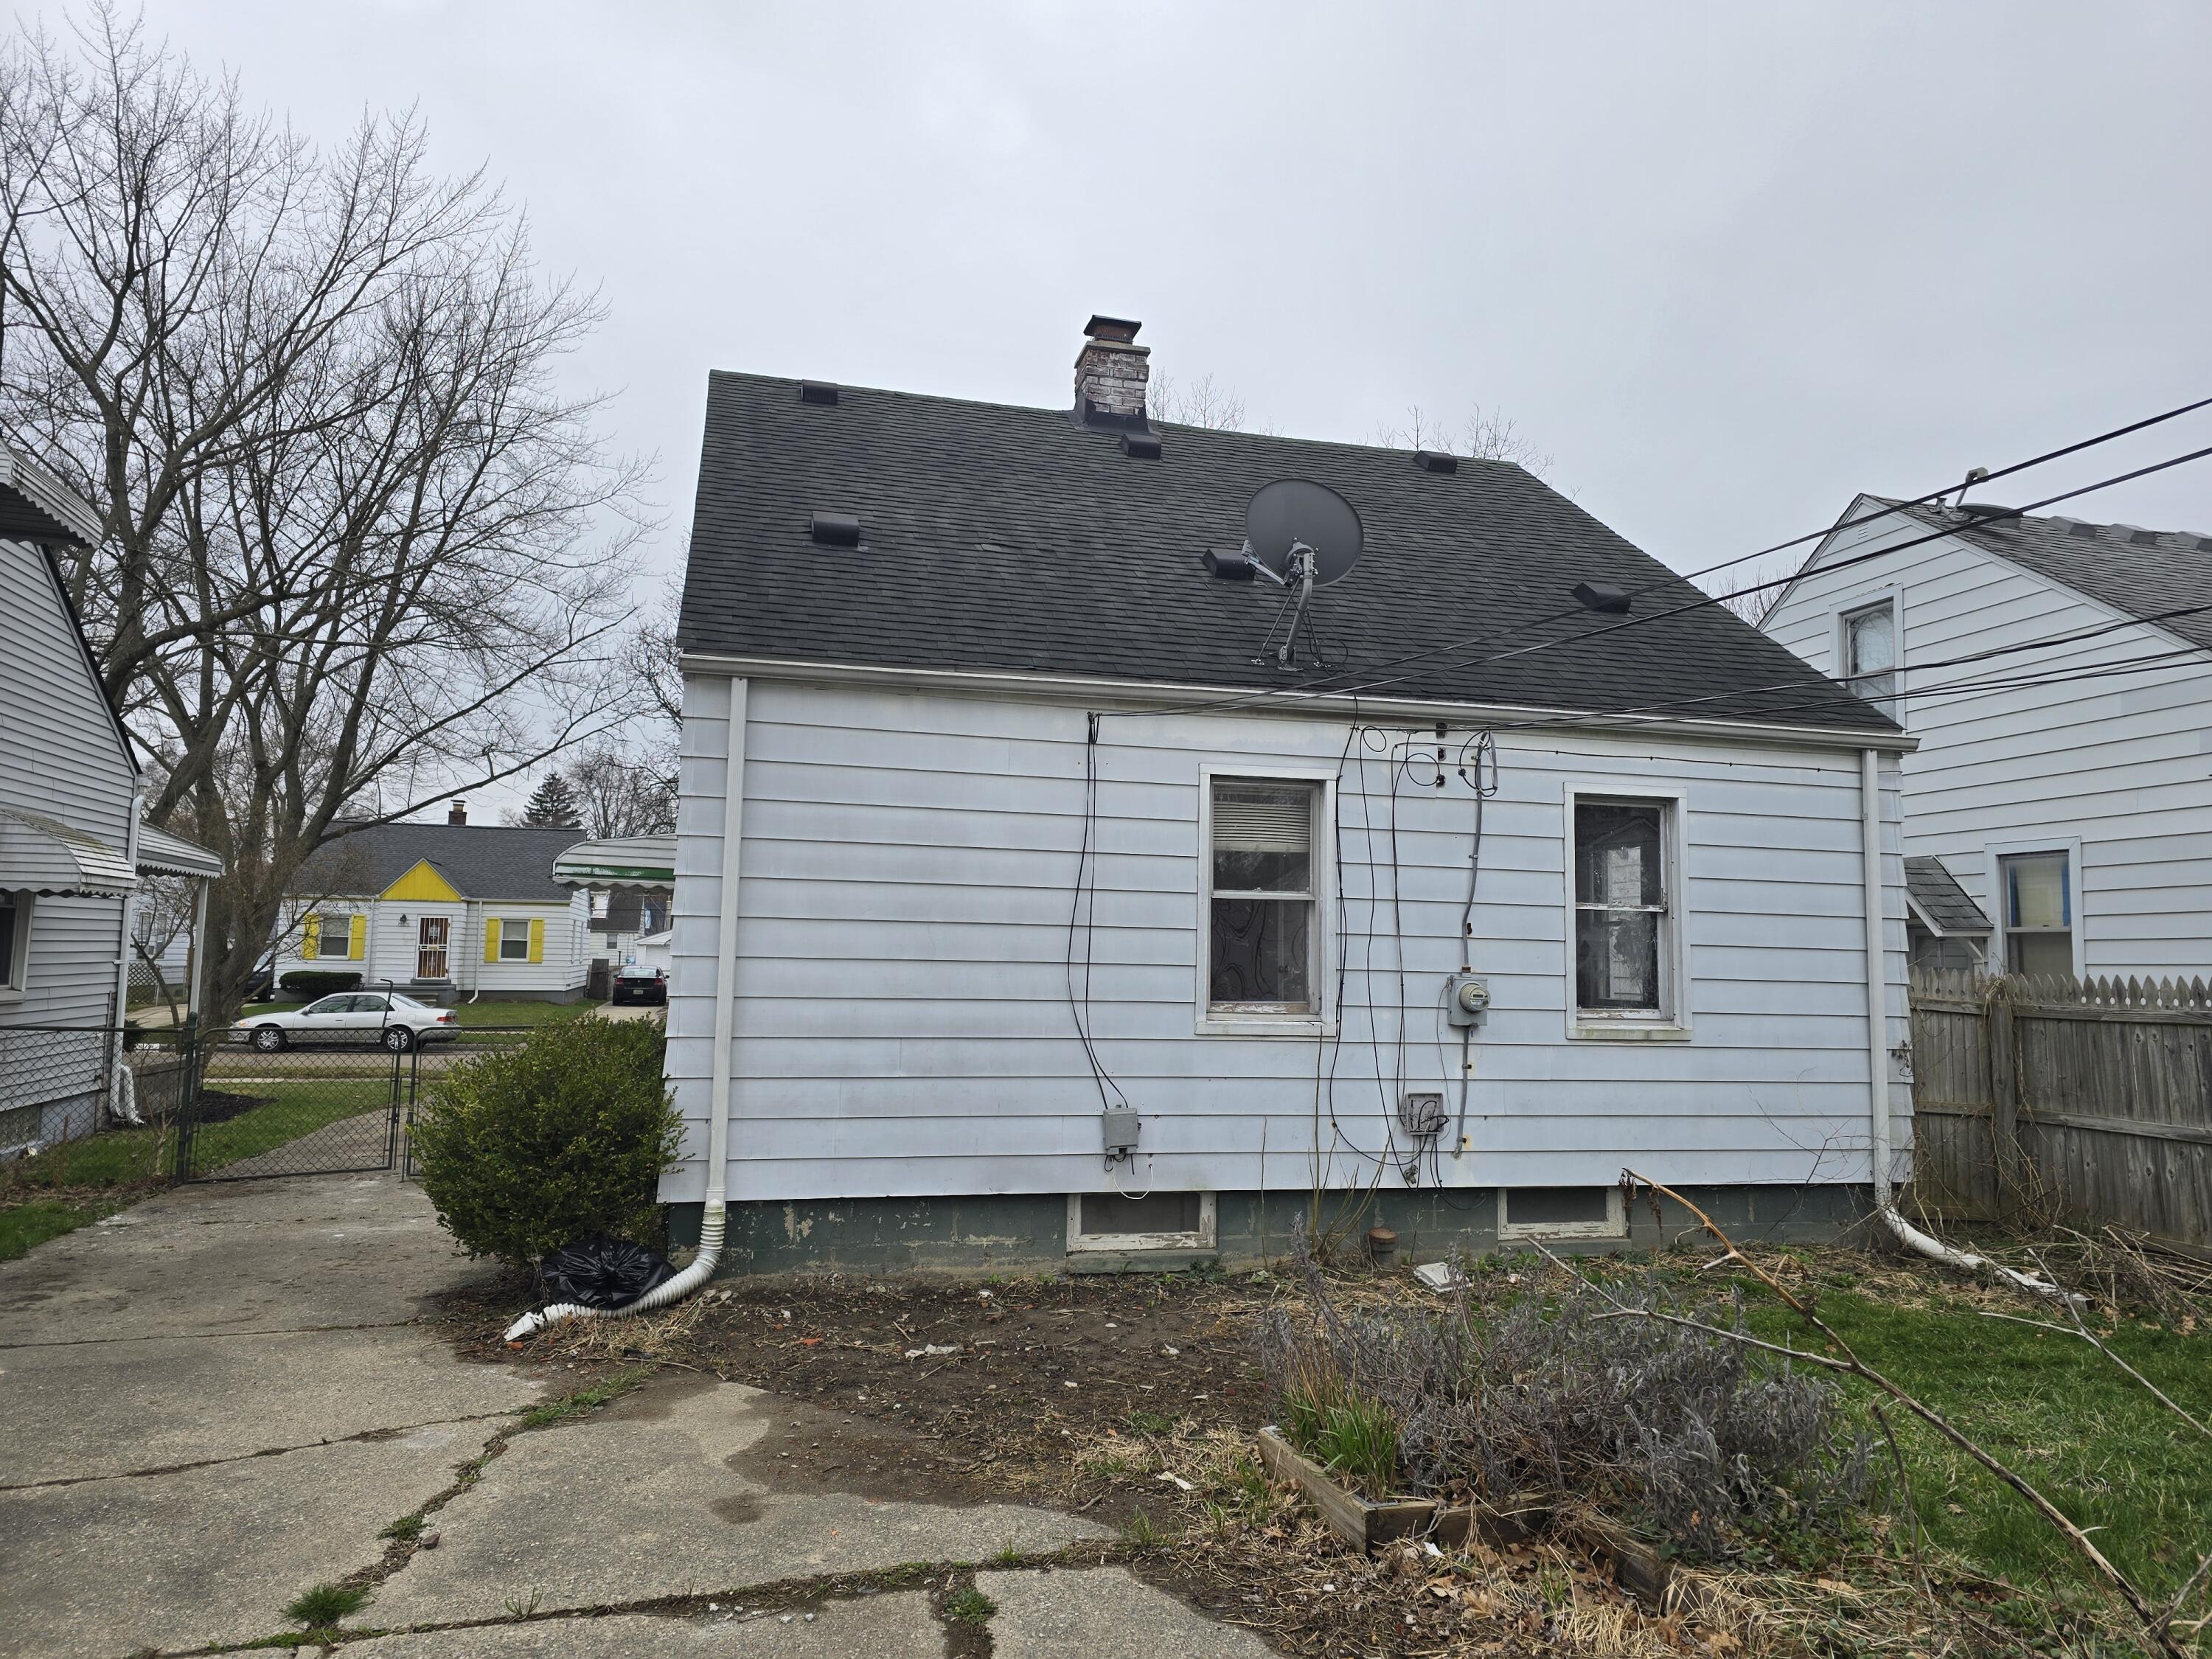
left=1066, top=1192, right=1217, bottom=1253
left=1198, top=771, right=1332, bottom=1034
left=1498, top=1186, right=1626, bottom=1241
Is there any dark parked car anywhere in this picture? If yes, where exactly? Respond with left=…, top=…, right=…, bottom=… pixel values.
left=610, top=964, right=667, bottom=1006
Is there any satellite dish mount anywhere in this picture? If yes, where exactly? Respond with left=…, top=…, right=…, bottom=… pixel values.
left=1208, top=479, right=1365, bottom=672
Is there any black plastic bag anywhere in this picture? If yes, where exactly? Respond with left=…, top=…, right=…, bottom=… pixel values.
left=537, top=1234, right=675, bottom=1309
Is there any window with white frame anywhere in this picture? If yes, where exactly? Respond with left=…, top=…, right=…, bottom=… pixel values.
left=1067, top=1192, right=1216, bottom=1253
left=0, top=891, right=29, bottom=993
left=498, top=918, right=532, bottom=960
left=1841, top=599, right=1899, bottom=718
left=1570, top=794, right=1683, bottom=1027
left=1206, top=777, right=1321, bottom=1017
left=2000, top=851, right=2074, bottom=978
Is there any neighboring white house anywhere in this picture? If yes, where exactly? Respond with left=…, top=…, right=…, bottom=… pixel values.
left=658, top=318, right=1915, bottom=1274
left=1760, top=495, right=2212, bottom=979
left=0, top=448, right=223, bottom=1152
left=279, top=812, right=594, bottom=1003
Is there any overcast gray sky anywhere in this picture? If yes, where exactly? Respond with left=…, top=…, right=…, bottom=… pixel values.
left=50, top=1, right=2212, bottom=805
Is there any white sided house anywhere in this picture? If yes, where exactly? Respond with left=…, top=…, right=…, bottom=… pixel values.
left=1759, top=496, right=2212, bottom=980
left=279, top=813, right=593, bottom=1003
left=0, top=449, right=223, bottom=1152
left=664, top=318, right=1915, bottom=1274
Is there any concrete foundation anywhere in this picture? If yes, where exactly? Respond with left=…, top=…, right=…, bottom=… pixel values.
left=666, top=1183, right=1873, bottom=1276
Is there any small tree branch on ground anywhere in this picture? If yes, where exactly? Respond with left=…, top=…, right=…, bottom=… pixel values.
left=1604, top=1169, right=2185, bottom=1657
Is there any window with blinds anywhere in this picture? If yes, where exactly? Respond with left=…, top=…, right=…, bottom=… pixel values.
left=1207, top=779, right=1318, bottom=1012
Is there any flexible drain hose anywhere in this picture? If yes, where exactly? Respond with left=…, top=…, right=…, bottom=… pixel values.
left=502, top=1203, right=724, bottom=1342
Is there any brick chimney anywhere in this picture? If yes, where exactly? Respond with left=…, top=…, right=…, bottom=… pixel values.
left=448, top=800, right=467, bottom=826
left=1074, top=315, right=1149, bottom=428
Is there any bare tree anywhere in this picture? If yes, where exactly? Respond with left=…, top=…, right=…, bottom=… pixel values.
left=0, top=11, right=647, bottom=1023
left=1149, top=370, right=1247, bottom=432
left=566, top=745, right=675, bottom=839
left=1374, top=403, right=1553, bottom=478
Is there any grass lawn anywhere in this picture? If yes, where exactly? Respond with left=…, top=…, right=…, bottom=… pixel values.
left=0, top=1078, right=395, bottom=1256
left=1729, top=1275, right=2212, bottom=1635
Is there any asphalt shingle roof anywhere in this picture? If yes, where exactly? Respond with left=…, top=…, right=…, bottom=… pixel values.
left=679, top=373, right=1894, bottom=734
left=1893, top=502, right=2212, bottom=653
left=1905, top=856, right=1991, bottom=936
left=295, top=822, right=588, bottom=902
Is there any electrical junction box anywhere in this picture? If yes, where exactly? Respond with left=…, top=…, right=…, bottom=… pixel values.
left=1399, top=1091, right=1447, bottom=1137
left=1445, top=974, right=1490, bottom=1027
left=1101, top=1107, right=1141, bottom=1156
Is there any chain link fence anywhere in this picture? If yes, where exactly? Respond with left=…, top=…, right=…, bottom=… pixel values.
left=1, top=1020, right=537, bottom=1184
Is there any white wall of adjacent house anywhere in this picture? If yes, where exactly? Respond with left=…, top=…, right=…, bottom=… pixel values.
left=273, top=891, right=589, bottom=995
left=1761, top=498, right=2212, bottom=979
left=0, top=536, right=134, bottom=1032
left=665, top=675, right=1909, bottom=1208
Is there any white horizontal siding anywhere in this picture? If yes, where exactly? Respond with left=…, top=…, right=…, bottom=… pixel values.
left=1762, top=500, right=2212, bottom=975
left=664, top=678, right=1907, bottom=1206
left=0, top=537, right=133, bottom=1035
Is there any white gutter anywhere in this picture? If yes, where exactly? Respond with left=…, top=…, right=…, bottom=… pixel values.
left=507, top=675, right=747, bottom=1340
left=678, top=650, right=1920, bottom=755
left=1857, top=746, right=2073, bottom=1300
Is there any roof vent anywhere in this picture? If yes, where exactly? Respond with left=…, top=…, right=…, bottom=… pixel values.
left=2067, top=521, right=2101, bottom=539
left=2128, top=527, right=2163, bottom=546
left=799, top=380, right=840, bottom=406
left=1120, top=431, right=1162, bottom=460
left=810, top=511, right=862, bottom=547
left=1571, top=580, right=1630, bottom=615
left=1413, top=450, right=1458, bottom=474
left=1958, top=501, right=2016, bottom=521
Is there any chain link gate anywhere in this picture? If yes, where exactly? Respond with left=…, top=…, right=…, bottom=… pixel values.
left=175, top=1021, right=407, bottom=1180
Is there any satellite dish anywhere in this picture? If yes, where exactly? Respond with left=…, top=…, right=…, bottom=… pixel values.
left=1245, top=479, right=1363, bottom=587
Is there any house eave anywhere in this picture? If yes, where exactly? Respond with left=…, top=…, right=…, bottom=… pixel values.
left=676, top=650, right=1918, bottom=754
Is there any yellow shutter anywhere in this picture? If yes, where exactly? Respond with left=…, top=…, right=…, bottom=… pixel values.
left=349, top=914, right=367, bottom=960
left=528, top=917, right=545, bottom=964
left=302, top=914, right=321, bottom=960
left=484, top=917, right=501, bottom=963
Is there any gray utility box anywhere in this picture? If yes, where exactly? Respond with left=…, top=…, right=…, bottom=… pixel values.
left=1101, top=1107, right=1141, bottom=1155
left=1445, top=974, right=1490, bottom=1027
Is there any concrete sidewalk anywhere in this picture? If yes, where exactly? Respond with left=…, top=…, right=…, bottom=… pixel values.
left=0, top=1174, right=1273, bottom=1657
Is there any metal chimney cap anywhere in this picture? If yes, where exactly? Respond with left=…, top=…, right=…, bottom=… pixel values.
left=1083, top=315, right=1142, bottom=343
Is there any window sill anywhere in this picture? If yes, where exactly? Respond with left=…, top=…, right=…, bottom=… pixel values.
left=0, top=987, right=24, bottom=1004
left=1196, top=1009, right=1333, bottom=1038
left=1568, top=1018, right=1691, bottom=1043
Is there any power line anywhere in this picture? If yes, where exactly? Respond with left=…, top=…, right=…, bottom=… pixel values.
left=1112, top=397, right=2212, bottom=726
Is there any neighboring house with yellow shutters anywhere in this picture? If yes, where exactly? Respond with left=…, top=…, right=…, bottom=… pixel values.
left=274, top=810, right=593, bottom=1003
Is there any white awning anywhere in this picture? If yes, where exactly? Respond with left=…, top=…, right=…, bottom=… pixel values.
left=0, top=807, right=136, bottom=896
left=552, top=835, right=675, bottom=890
left=136, top=824, right=226, bottom=880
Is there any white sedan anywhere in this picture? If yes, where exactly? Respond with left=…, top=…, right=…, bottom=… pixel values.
left=234, top=991, right=460, bottom=1053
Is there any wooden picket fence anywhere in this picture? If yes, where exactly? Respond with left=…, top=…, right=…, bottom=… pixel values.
left=1908, top=969, right=2212, bottom=1247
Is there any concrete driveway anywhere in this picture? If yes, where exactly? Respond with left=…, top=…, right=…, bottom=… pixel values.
left=0, top=1173, right=1272, bottom=1657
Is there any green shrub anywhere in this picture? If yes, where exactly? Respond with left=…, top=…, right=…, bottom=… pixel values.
left=409, top=1015, right=680, bottom=1270
left=279, top=969, right=364, bottom=998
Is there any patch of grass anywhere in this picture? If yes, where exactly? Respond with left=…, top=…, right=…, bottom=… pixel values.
left=1124, top=1408, right=1178, bottom=1436
left=1738, top=1284, right=2212, bottom=1621
left=515, top=1366, right=652, bottom=1431
left=944, top=1585, right=997, bottom=1624
left=0, top=1196, right=123, bottom=1259
left=1119, top=1507, right=1171, bottom=1548
left=378, top=1513, right=423, bottom=1543
left=990, top=1540, right=1024, bottom=1567
left=447, top=999, right=607, bottom=1028
left=282, top=1583, right=368, bottom=1627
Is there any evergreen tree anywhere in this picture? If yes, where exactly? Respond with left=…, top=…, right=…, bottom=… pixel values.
left=523, top=771, right=582, bottom=826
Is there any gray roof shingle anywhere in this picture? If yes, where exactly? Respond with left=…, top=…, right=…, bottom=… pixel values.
left=1905, top=856, right=1991, bottom=936
left=679, top=373, right=1894, bottom=734
left=295, top=822, right=589, bottom=902
left=1892, top=501, right=2212, bottom=653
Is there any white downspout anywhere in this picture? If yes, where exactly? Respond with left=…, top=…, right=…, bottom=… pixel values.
left=109, top=777, right=146, bottom=1126
left=1859, top=746, right=2072, bottom=1300
left=507, top=675, right=746, bottom=1340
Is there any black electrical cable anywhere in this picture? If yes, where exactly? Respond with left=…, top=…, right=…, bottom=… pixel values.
left=1063, top=712, right=1127, bottom=1120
